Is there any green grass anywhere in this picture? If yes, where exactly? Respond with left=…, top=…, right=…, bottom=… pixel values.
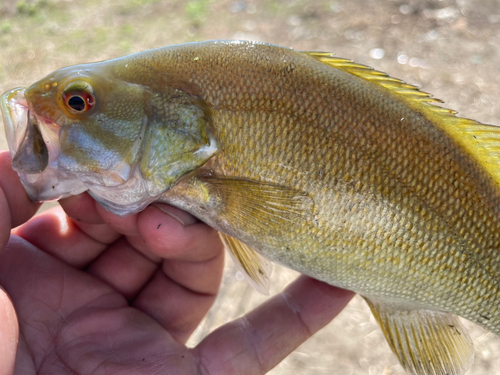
left=185, top=0, right=210, bottom=27
left=16, top=0, right=47, bottom=16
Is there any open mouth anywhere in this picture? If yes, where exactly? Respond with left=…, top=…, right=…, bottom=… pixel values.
left=1, top=87, right=88, bottom=202
left=1, top=88, right=28, bottom=158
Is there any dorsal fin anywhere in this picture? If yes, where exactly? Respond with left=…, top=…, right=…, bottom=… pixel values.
left=305, top=51, right=500, bottom=191
left=305, top=52, right=442, bottom=104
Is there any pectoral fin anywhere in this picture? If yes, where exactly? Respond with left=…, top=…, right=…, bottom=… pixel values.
left=365, top=298, right=474, bottom=375
left=201, top=177, right=312, bottom=294
left=201, top=177, right=314, bottom=235
left=219, top=233, right=273, bottom=295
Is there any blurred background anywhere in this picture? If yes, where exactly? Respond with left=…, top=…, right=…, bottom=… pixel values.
left=1, top=0, right=500, bottom=374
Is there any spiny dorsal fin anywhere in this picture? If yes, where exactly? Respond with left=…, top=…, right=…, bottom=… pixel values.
left=219, top=233, right=273, bottom=295
left=365, top=297, right=474, bottom=375
left=305, top=51, right=500, bottom=192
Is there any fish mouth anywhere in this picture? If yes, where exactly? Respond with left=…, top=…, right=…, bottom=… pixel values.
left=1, top=88, right=88, bottom=202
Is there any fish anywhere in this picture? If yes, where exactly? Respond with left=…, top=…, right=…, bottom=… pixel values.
left=2, top=40, right=500, bottom=375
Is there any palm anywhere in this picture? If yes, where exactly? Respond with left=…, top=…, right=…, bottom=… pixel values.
left=11, top=254, right=197, bottom=374
left=4, top=190, right=223, bottom=374
left=0, top=151, right=354, bottom=375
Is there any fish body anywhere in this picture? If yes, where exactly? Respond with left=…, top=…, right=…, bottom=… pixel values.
left=3, top=40, right=500, bottom=374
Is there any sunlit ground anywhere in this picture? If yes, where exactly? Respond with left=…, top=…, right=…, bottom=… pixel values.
left=1, top=0, right=500, bottom=374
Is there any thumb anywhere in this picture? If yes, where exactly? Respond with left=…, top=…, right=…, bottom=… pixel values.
left=0, top=288, right=18, bottom=375
left=0, top=151, right=40, bottom=250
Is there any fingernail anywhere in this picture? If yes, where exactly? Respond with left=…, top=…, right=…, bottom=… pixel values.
left=153, top=204, right=199, bottom=226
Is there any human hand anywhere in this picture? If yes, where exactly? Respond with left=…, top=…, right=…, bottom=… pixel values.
left=0, top=150, right=355, bottom=375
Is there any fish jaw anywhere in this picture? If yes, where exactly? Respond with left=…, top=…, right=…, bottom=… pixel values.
left=1, top=87, right=88, bottom=202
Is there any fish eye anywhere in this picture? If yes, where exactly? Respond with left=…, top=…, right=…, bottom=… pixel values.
left=62, top=81, right=95, bottom=113
left=67, top=95, right=86, bottom=111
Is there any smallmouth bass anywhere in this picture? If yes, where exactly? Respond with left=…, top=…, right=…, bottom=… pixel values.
left=2, top=40, right=500, bottom=375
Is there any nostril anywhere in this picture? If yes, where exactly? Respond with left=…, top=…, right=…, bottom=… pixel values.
left=12, top=111, right=49, bottom=174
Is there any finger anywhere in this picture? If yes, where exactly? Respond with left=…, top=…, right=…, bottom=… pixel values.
left=123, top=233, right=162, bottom=263
left=161, top=255, right=224, bottom=295
left=88, top=238, right=224, bottom=303
left=0, top=288, right=18, bottom=375
left=59, top=192, right=104, bottom=225
left=137, top=204, right=221, bottom=262
left=14, top=207, right=120, bottom=268
left=96, top=202, right=141, bottom=236
left=195, top=276, right=355, bottom=374
left=131, top=213, right=224, bottom=344
left=90, top=203, right=224, bottom=343
left=119, top=204, right=204, bottom=263
left=87, top=238, right=158, bottom=300
left=133, top=255, right=223, bottom=344
left=0, top=151, right=39, bottom=249
left=60, top=193, right=129, bottom=247
left=87, top=203, right=223, bottom=300
left=153, top=204, right=200, bottom=226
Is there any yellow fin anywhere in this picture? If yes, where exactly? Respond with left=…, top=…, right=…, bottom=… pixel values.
left=219, top=233, right=273, bottom=295
left=305, top=52, right=443, bottom=103
left=306, top=51, right=500, bottom=192
left=201, top=177, right=314, bottom=235
left=365, top=298, right=474, bottom=375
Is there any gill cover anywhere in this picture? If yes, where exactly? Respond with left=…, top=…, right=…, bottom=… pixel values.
left=58, top=83, right=218, bottom=216
left=139, top=89, right=218, bottom=196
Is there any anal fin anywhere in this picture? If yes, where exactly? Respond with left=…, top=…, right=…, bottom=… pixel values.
left=219, top=233, right=273, bottom=295
left=364, top=298, right=474, bottom=375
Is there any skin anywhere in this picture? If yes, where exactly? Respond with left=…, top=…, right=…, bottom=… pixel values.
left=0, top=150, right=354, bottom=375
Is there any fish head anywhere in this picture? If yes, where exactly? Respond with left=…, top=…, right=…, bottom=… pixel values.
left=1, top=63, right=218, bottom=216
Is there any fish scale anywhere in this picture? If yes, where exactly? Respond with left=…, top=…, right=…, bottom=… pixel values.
left=4, top=40, right=500, bottom=374
left=194, top=46, right=500, bottom=324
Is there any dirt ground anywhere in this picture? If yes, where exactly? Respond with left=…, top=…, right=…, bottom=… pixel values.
left=1, top=0, right=500, bottom=374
